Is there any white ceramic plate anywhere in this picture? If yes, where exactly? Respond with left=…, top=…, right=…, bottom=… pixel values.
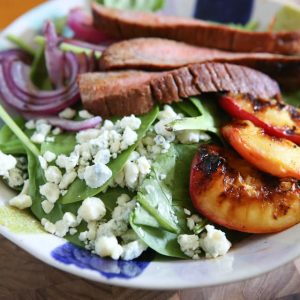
left=1, top=0, right=300, bottom=290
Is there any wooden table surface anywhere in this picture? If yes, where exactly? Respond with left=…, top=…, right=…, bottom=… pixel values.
left=1, top=0, right=300, bottom=299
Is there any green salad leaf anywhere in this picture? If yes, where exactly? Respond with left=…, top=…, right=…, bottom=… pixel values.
left=137, top=145, right=178, bottom=233
left=30, top=45, right=52, bottom=90
left=168, top=97, right=219, bottom=134
left=0, top=139, right=25, bottom=155
left=174, top=101, right=201, bottom=118
left=172, top=144, right=198, bottom=209
left=41, top=133, right=76, bottom=156
left=61, top=106, right=159, bottom=205
left=27, top=151, right=64, bottom=223
left=131, top=143, right=206, bottom=258
left=0, top=118, right=26, bottom=155
left=99, top=187, right=132, bottom=216
left=96, top=0, right=165, bottom=11
left=0, top=105, right=40, bottom=157
left=130, top=212, right=187, bottom=259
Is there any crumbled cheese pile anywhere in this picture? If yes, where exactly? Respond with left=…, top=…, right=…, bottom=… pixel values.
left=36, top=114, right=145, bottom=214
left=42, top=193, right=148, bottom=261
left=110, top=150, right=152, bottom=190
left=177, top=210, right=231, bottom=259
left=136, top=105, right=210, bottom=161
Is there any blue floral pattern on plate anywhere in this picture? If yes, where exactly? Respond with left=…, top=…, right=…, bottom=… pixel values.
left=52, top=243, right=153, bottom=279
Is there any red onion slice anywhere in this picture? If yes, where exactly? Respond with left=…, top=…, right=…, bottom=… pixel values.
left=67, top=8, right=109, bottom=44
left=0, top=50, right=91, bottom=115
left=43, top=21, right=65, bottom=88
left=0, top=49, right=32, bottom=63
left=24, top=114, right=102, bottom=131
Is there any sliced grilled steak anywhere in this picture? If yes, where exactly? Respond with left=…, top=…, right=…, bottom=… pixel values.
left=100, top=38, right=300, bottom=90
left=78, top=71, right=158, bottom=117
left=79, top=62, right=280, bottom=117
left=92, top=3, right=300, bottom=55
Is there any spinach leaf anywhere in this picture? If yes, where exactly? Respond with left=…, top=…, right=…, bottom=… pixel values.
left=41, top=133, right=76, bottom=156
left=65, top=222, right=87, bottom=247
left=190, top=97, right=224, bottom=128
left=0, top=139, right=25, bottom=155
left=61, top=106, right=159, bottom=204
left=99, top=187, right=132, bottom=215
left=96, top=0, right=165, bottom=12
left=174, top=101, right=201, bottom=117
left=0, top=118, right=26, bottom=154
left=130, top=143, right=206, bottom=259
left=168, top=97, right=224, bottom=137
left=27, top=151, right=64, bottom=222
left=30, top=45, right=52, bottom=90
left=0, top=118, right=24, bottom=142
left=172, top=144, right=199, bottom=208
left=130, top=212, right=187, bottom=259
left=133, top=205, right=160, bottom=228
left=0, top=105, right=40, bottom=156
left=137, top=145, right=179, bottom=233
left=6, top=34, right=36, bottom=56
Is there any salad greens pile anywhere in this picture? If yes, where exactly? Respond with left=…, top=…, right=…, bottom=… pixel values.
left=0, top=93, right=225, bottom=258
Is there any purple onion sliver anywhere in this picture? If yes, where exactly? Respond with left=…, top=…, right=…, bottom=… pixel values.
left=0, top=46, right=92, bottom=115
left=0, top=52, right=87, bottom=114
left=47, top=116, right=102, bottom=131
left=67, top=8, right=109, bottom=44
left=0, top=49, right=32, bottom=63
left=3, top=58, right=79, bottom=106
left=3, top=52, right=81, bottom=102
left=0, top=65, right=80, bottom=114
left=43, top=21, right=65, bottom=88
left=24, top=114, right=102, bottom=131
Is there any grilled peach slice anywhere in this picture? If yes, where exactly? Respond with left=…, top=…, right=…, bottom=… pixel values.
left=222, top=120, right=300, bottom=179
left=190, top=144, right=300, bottom=233
left=219, top=94, right=300, bottom=144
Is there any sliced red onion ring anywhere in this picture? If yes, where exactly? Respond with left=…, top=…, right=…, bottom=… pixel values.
left=0, top=50, right=91, bottom=115
left=43, top=21, right=65, bottom=88
left=0, top=49, right=32, bottom=63
left=8, top=60, right=76, bottom=100
left=67, top=8, right=109, bottom=44
left=24, top=114, right=102, bottom=131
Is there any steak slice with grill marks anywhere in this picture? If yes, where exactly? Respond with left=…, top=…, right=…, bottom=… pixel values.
left=100, top=38, right=300, bottom=90
left=78, top=62, right=281, bottom=117
left=92, top=3, right=300, bottom=55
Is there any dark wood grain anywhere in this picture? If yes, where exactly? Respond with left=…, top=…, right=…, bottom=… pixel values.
left=0, top=236, right=299, bottom=300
